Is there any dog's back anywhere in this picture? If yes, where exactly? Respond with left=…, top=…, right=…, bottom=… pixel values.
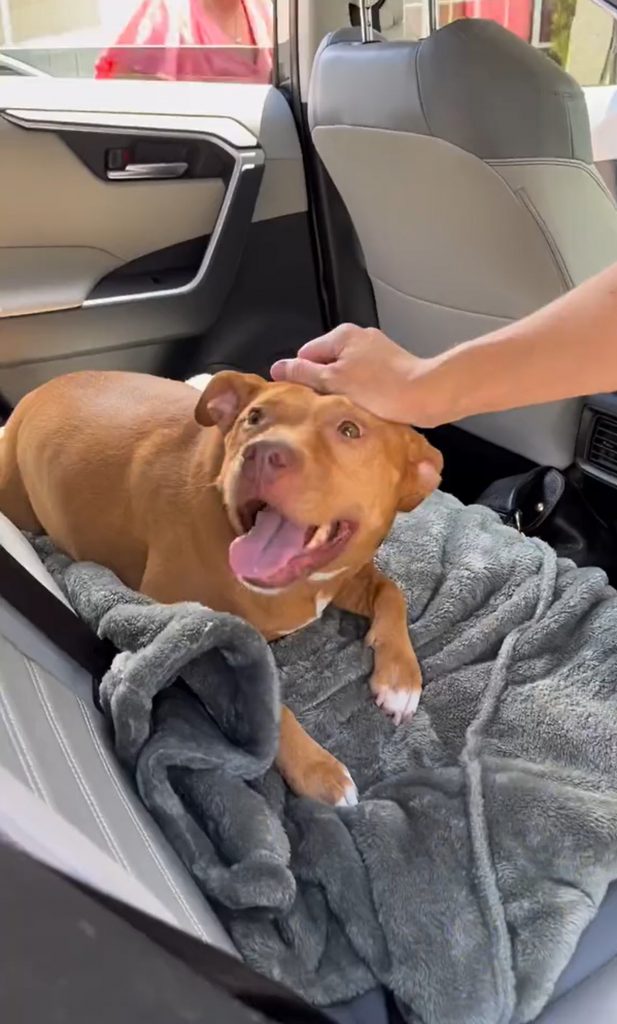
left=0, top=372, right=220, bottom=581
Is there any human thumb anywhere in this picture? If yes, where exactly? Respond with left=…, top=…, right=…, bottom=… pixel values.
left=270, top=357, right=331, bottom=392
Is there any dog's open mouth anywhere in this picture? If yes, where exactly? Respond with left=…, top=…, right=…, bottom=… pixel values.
left=229, top=500, right=356, bottom=588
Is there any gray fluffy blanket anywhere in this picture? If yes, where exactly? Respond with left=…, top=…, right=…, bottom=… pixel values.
left=33, top=491, right=617, bottom=1024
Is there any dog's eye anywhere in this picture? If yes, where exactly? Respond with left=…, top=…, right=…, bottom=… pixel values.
left=338, top=420, right=361, bottom=439
left=246, top=407, right=263, bottom=426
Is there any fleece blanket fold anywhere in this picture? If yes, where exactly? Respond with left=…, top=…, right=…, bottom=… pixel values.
left=34, top=492, right=617, bottom=1024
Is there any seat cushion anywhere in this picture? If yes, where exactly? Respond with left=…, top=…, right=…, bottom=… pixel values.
left=0, top=766, right=179, bottom=928
left=0, top=513, right=235, bottom=951
left=536, top=958, right=617, bottom=1022
left=0, top=511, right=616, bottom=1019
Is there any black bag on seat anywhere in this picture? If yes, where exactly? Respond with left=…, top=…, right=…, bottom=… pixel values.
left=476, top=466, right=617, bottom=578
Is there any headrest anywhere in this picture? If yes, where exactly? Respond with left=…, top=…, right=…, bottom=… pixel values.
left=309, top=18, right=592, bottom=163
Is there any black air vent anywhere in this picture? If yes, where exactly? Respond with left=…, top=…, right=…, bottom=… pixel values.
left=589, top=413, right=617, bottom=477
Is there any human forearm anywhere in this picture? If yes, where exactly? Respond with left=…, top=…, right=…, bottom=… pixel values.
left=271, top=262, right=617, bottom=427
left=416, top=262, right=617, bottom=427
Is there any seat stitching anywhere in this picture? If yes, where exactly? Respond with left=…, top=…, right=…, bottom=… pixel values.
left=78, top=700, right=207, bottom=941
left=413, top=41, right=432, bottom=136
left=513, top=188, right=574, bottom=290
left=370, top=274, right=517, bottom=320
left=0, top=685, right=48, bottom=801
left=491, top=156, right=583, bottom=167
left=27, top=659, right=128, bottom=869
left=489, top=158, right=616, bottom=200
left=562, top=89, right=574, bottom=160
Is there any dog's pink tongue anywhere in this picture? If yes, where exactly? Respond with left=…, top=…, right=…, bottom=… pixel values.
left=229, top=507, right=307, bottom=581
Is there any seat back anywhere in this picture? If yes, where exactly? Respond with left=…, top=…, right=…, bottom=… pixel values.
left=309, top=19, right=617, bottom=467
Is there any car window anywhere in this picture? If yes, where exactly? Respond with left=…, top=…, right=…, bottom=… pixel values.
left=0, top=0, right=276, bottom=82
left=369, top=0, right=617, bottom=87
left=363, top=0, right=617, bottom=196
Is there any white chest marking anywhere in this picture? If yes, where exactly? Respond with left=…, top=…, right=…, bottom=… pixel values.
left=276, top=593, right=331, bottom=638
left=276, top=616, right=318, bottom=637
left=308, top=567, right=348, bottom=582
left=240, top=579, right=284, bottom=596
left=185, top=373, right=213, bottom=392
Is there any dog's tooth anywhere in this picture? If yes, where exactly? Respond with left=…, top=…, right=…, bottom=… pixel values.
left=306, top=524, right=330, bottom=549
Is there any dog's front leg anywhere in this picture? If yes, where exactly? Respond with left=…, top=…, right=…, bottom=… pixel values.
left=334, top=563, right=422, bottom=724
left=276, top=706, right=358, bottom=806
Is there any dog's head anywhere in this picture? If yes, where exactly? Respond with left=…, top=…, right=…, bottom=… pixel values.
left=196, top=371, right=442, bottom=592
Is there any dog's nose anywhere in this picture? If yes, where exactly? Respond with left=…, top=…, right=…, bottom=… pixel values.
left=242, top=441, right=298, bottom=481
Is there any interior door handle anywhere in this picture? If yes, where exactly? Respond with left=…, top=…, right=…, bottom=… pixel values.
left=107, top=161, right=189, bottom=181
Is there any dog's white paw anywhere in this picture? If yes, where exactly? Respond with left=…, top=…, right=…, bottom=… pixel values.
left=185, top=373, right=213, bottom=393
left=335, top=767, right=359, bottom=807
left=374, top=686, right=420, bottom=726
left=301, top=753, right=359, bottom=807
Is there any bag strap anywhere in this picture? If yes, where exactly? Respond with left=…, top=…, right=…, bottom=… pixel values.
left=0, top=544, right=116, bottom=693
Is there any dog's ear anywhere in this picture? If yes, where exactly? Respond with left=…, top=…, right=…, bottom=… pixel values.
left=397, top=432, right=443, bottom=513
left=195, top=371, right=266, bottom=434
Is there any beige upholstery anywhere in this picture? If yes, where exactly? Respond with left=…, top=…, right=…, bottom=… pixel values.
left=0, top=116, right=226, bottom=317
left=0, top=82, right=309, bottom=400
left=309, top=20, right=617, bottom=467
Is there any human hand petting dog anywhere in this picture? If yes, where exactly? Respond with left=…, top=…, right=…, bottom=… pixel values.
left=272, top=261, right=617, bottom=429
left=272, top=324, right=438, bottom=426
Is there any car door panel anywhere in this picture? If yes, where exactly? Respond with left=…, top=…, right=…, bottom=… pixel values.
left=0, top=116, right=230, bottom=318
left=0, top=80, right=322, bottom=404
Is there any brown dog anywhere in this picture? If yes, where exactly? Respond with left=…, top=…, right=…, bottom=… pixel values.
left=0, top=370, right=442, bottom=805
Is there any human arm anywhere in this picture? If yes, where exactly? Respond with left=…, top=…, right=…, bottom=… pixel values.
left=270, top=262, right=617, bottom=428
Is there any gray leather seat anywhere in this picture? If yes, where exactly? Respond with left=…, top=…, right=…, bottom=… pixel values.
left=309, top=19, right=617, bottom=469
left=0, top=508, right=615, bottom=1023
